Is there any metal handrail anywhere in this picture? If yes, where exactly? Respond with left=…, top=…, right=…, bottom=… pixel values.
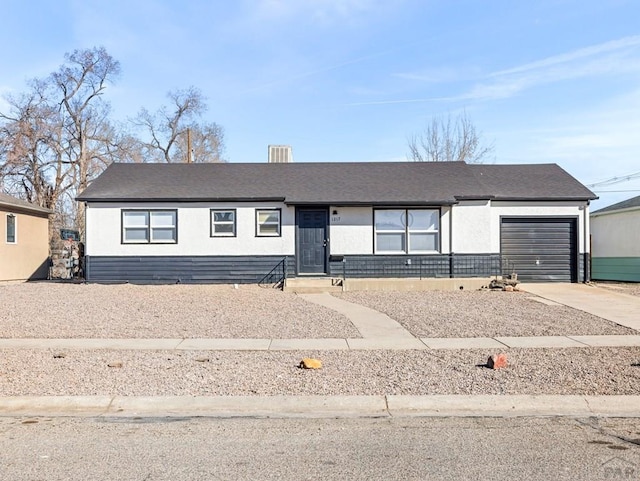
left=258, top=257, right=287, bottom=289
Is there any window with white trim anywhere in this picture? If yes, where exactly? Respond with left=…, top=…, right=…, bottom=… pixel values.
left=374, top=209, right=439, bottom=254
left=122, top=210, right=177, bottom=243
left=211, top=209, right=236, bottom=237
left=6, top=214, right=16, bottom=243
left=256, top=209, right=281, bottom=237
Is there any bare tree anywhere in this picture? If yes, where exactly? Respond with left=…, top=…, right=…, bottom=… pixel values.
left=133, top=87, right=225, bottom=163
left=1, top=47, right=227, bottom=246
left=0, top=83, right=62, bottom=209
left=51, top=47, right=121, bottom=235
left=407, top=111, right=494, bottom=163
left=0, top=46, right=127, bottom=241
left=0, top=82, right=75, bottom=248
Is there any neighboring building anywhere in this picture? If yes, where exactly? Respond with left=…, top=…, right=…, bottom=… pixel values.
left=0, top=193, right=52, bottom=281
left=76, top=161, right=596, bottom=284
left=591, top=195, right=640, bottom=282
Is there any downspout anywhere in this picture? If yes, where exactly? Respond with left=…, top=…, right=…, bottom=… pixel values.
left=83, top=201, right=89, bottom=281
left=449, top=206, right=454, bottom=278
left=583, top=202, right=590, bottom=283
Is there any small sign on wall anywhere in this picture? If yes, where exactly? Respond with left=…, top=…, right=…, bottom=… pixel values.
left=60, top=229, right=80, bottom=241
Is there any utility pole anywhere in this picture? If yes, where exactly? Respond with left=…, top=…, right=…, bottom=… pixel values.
left=187, top=128, right=192, bottom=163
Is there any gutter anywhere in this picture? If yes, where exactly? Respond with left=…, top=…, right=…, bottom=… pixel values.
left=75, top=196, right=287, bottom=203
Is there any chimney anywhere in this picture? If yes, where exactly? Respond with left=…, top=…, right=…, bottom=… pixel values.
left=268, top=145, right=293, bottom=163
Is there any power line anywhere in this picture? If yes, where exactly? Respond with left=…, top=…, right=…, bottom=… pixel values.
left=587, top=170, right=640, bottom=188
left=592, top=189, right=640, bottom=193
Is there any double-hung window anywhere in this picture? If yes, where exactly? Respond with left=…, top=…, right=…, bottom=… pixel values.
left=211, top=209, right=236, bottom=237
left=256, top=209, right=281, bottom=237
left=374, top=209, right=439, bottom=254
left=6, top=214, right=16, bottom=243
left=122, top=210, right=177, bottom=244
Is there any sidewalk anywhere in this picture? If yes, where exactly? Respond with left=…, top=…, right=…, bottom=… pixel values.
left=1, top=334, right=639, bottom=350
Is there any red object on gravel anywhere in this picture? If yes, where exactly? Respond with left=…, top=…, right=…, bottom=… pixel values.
left=487, top=354, right=508, bottom=369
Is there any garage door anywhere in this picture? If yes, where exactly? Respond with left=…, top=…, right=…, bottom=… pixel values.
left=500, top=218, right=577, bottom=282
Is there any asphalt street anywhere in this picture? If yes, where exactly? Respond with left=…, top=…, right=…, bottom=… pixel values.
left=0, top=416, right=639, bottom=480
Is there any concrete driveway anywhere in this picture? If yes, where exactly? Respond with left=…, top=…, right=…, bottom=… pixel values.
left=521, top=283, right=640, bottom=331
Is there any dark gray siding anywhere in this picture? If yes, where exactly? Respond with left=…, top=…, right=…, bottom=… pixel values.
left=500, top=217, right=578, bottom=282
left=85, top=255, right=295, bottom=284
left=329, top=254, right=501, bottom=279
left=86, top=254, right=503, bottom=284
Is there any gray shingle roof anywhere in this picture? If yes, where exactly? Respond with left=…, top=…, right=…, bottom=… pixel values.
left=591, top=194, right=640, bottom=215
left=76, top=162, right=597, bottom=204
left=0, top=193, right=52, bottom=215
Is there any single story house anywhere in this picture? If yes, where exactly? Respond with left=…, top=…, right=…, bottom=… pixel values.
left=590, top=195, right=640, bottom=282
left=76, top=161, right=596, bottom=284
left=0, top=193, right=51, bottom=281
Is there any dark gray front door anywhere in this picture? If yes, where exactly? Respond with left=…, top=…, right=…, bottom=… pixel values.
left=297, top=209, right=328, bottom=274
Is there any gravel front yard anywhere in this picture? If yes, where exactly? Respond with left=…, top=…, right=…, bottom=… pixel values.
left=1, top=282, right=639, bottom=397
left=337, top=290, right=635, bottom=338
left=1, top=282, right=634, bottom=340
left=0, top=283, right=359, bottom=339
left=1, top=347, right=639, bottom=396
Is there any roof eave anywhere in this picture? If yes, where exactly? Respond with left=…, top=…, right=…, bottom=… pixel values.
left=0, top=201, right=53, bottom=215
left=491, top=195, right=597, bottom=202
left=454, top=195, right=495, bottom=201
left=285, top=200, right=458, bottom=206
left=76, top=196, right=287, bottom=203
left=591, top=205, right=640, bottom=216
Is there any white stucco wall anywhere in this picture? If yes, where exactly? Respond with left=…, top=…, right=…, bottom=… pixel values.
left=591, top=208, right=640, bottom=257
left=451, top=201, right=492, bottom=253
left=85, top=200, right=590, bottom=258
left=328, top=206, right=373, bottom=254
left=85, top=202, right=295, bottom=256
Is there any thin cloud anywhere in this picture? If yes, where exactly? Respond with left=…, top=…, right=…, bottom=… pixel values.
left=491, top=35, right=640, bottom=77
left=352, top=35, right=640, bottom=106
left=498, top=88, right=640, bottom=185
left=244, top=49, right=393, bottom=93
left=245, top=37, right=430, bottom=94
left=249, top=0, right=382, bottom=24
left=466, top=35, right=640, bottom=101
left=346, top=96, right=454, bottom=106
left=393, top=66, right=470, bottom=84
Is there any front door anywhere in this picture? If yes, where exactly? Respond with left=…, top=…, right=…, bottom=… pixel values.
left=297, top=208, right=328, bottom=274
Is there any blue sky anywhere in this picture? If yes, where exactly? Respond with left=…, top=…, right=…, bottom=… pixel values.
left=1, top=0, right=639, bottom=210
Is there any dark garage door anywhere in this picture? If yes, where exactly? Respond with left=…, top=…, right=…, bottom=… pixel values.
left=501, top=218, right=577, bottom=282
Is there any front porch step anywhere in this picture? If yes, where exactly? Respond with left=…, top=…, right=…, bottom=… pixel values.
left=284, top=277, right=343, bottom=294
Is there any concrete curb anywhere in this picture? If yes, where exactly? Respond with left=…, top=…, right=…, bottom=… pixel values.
left=1, top=395, right=639, bottom=418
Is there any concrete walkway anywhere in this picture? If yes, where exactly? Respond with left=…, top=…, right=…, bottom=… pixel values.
left=522, top=283, right=640, bottom=331
left=299, top=293, right=415, bottom=339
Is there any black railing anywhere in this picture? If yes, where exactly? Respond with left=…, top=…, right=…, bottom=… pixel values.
left=258, top=257, right=288, bottom=289
left=329, top=254, right=503, bottom=279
